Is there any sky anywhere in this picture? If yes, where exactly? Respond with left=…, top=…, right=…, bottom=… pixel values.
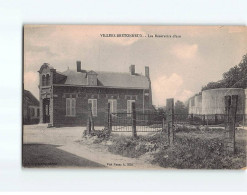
left=24, top=25, right=247, bottom=106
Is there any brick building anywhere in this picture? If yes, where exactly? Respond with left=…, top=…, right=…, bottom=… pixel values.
left=38, top=61, right=153, bottom=127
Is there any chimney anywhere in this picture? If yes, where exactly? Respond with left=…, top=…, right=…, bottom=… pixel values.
left=129, top=65, right=135, bottom=75
left=145, top=66, right=150, bottom=78
left=77, top=61, right=81, bottom=72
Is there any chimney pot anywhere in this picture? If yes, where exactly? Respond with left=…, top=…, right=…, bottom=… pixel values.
left=145, top=66, right=150, bottom=78
left=77, top=61, right=81, bottom=72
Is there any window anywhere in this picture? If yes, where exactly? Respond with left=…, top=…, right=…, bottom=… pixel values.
left=108, top=99, right=117, bottom=113
left=46, top=74, right=50, bottom=86
left=66, top=98, right=76, bottom=116
left=42, top=75, right=46, bottom=86
left=30, top=107, right=35, bottom=117
left=88, top=99, right=97, bottom=117
left=127, top=100, right=135, bottom=116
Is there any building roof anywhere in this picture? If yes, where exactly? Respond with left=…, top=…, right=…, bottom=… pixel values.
left=23, top=90, right=39, bottom=106
left=61, top=69, right=150, bottom=89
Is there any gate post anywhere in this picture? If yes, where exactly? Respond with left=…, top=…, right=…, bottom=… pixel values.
left=203, top=114, right=206, bottom=126
left=86, top=117, right=91, bottom=135
left=225, top=95, right=238, bottom=154
left=89, top=103, right=95, bottom=131
left=167, top=98, right=174, bottom=146
left=132, top=102, right=137, bottom=138
left=107, top=102, right=112, bottom=133
left=86, top=103, right=93, bottom=134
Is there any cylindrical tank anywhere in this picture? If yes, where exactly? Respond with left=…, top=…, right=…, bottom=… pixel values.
left=194, top=95, right=202, bottom=115
left=202, top=88, right=245, bottom=115
left=188, top=94, right=202, bottom=115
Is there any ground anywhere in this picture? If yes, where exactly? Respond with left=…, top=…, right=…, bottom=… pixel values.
left=23, top=124, right=247, bottom=169
left=22, top=124, right=161, bottom=169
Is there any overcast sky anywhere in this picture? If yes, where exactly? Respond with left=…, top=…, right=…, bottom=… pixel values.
left=24, top=25, right=247, bottom=106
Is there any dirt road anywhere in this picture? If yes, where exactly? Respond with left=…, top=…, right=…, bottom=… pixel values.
left=23, top=124, right=160, bottom=169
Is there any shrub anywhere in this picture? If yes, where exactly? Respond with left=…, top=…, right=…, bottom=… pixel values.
left=152, top=134, right=246, bottom=169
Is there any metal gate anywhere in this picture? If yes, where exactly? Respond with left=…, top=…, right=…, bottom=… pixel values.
left=109, top=112, right=165, bottom=132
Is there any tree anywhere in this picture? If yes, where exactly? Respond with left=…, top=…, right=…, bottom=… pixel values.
left=202, top=53, right=247, bottom=91
left=174, top=100, right=188, bottom=115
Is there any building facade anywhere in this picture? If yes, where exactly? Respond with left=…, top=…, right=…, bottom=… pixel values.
left=38, top=61, right=153, bottom=127
left=23, top=89, right=40, bottom=124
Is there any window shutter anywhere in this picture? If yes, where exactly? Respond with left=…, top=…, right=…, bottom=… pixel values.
left=71, top=98, right=76, bottom=116
left=93, top=99, right=97, bottom=116
left=66, top=98, right=70, bottom=116
left=127, top=100, right=131, bottom=114
left=113, top=100, right=117, bottom=113
left=88, top=99, right=92, bottom=113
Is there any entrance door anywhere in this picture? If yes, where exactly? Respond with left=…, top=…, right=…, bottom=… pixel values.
left=43, top=98, right=50, bottom=123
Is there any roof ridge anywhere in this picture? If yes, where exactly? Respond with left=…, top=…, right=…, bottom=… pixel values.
left=62, top=69, right=145, bottom=76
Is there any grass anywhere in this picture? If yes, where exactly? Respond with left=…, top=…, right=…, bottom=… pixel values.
left=83, top=126, right=247, bottom=169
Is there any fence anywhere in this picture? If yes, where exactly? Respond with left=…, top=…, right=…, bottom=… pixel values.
left=173, top=113, right=245, bottom=126
left=110, top=112, right=165, bottom=132
left=85, top=96, right=240, bottom=153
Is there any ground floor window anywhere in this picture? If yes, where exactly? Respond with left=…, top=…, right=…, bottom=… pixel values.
left=88, top=99, right=97, bottom=117
left=30, top=107, right=35, bottom=117
left=66, top=98, right=76, bottom=116
left=108, top=99, right=117, bottom=113
left=127, top=100, right=135, bottom=116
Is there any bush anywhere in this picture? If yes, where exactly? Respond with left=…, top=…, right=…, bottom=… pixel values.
left=107, top=133, right=166, bottom=158
left=152, top=135, right=246, bottom=169
left=108, top=136, right=138, bottom=158
left=82, top=128, right=111, bottom=143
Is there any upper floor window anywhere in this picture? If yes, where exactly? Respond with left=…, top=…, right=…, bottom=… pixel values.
left=41, top=74, right=51, bottom=86
left=46, top=74, right=50, bottom=86
left=42, top=75, right=46, bottom=86
left=88, top=99, right=97, bottom=117
left=66, top=98, right=76, bottom=116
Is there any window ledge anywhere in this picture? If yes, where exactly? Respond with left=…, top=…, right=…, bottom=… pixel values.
left=65, top=115, right=76, bottom=117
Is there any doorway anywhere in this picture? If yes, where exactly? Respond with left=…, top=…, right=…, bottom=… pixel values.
left=43, top=98, right=50, bottom=123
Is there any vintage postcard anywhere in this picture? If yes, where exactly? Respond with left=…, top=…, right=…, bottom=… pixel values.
left=23, top=25, right=247, bottom=169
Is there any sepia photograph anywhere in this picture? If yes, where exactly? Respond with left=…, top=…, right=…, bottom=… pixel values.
left=23, top=25, right=247, bottom=169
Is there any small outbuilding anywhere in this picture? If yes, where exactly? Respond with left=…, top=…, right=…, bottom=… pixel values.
left=23, top=89, right=40, bottom=124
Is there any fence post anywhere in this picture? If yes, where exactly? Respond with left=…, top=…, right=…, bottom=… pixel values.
left=167, top=98, right=174, bottom=146
left=215, top=114, right=218, bottom=125
left=203, top=114, right=206, bottom=126
left=162, top=117, right=165, bottom=132
left=190, top=114, right=194, bottom=124
left=107, top=102, right=112, bottom=133
left=225, top=95, right=238, bottom=154
left=132, top=102, right=137, bottom=138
